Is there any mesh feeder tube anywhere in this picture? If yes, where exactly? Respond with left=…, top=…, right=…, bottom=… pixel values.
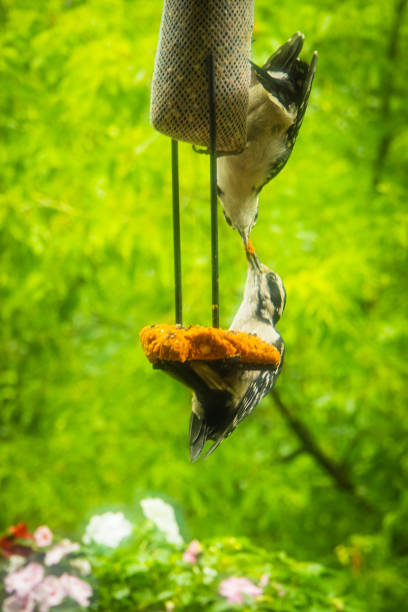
left=150, top=0, right=254, bottom=153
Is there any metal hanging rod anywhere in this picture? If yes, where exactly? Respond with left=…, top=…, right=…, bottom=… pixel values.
left=171, top=138, right=182, bottom=325
left=170, top=55, right=220, bottom=329
left=208, top=53, right=219, bottom=328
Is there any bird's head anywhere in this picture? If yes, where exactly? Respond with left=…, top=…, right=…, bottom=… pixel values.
left=217, top=178, right=260, bottom=247
left=247, top=251, right=286, bottom=325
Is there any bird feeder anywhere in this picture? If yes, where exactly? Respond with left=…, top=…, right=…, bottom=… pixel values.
left=150, top=0, right=254, bottom=153
left=140, top=0, right=283, bottom=390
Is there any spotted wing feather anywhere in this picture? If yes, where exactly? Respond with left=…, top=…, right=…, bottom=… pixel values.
left=232, top=369, right=275, bottom=429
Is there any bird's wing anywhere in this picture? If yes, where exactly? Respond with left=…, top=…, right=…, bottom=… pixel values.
left=262, top=152, right=292, bottom=186
left=232, top=369, right=276, bottom=429
left=254, top=52, right=317, bottom=189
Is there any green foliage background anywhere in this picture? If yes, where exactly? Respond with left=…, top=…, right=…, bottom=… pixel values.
left=0, top=0, right=407, bottom=609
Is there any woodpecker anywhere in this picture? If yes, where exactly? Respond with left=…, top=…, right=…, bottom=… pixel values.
left=188, top=251, right=285, bottom=461
left=217, top=32, right=317, bottom=250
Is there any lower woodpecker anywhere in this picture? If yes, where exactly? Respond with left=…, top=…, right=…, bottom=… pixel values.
left=188, top=252, right=286, bottom=461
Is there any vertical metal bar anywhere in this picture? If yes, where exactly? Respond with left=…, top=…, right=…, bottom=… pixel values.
left=208, top=54, right=219, bottom=328
left=171, top=138, right=182, bottom=325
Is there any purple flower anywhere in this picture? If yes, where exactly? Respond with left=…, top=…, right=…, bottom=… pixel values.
left=182, top=539, right=202, bottom=563
left=60, top=573, right=92, bottom=607
left=44, top=539, right=80, bottom=566
left=219, top=576, right=263, bottom=605
left=5, top=563, right=44, bottom=598
left=33, top=527, right=53, bottom=548
left=32, top=576, right=66, bottom=612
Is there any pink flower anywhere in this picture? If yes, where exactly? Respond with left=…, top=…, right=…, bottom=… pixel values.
left=219, top=577, right=263, bottom=605
left=32, top=576, right=66, bottom=612
left=60, top=573, right=92, bottom=607
left=260, top=573, right=269, bottom=587
left=5, top=563, right=44, bottom=598
left=44, top=539, right=80, bottom=566
left=182, top=539, right=202, bottom=563
left=2, top=594, right=35, bottom=612
left=33, top=527, right=53, bottom=548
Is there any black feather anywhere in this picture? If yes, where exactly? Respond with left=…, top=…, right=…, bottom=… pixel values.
left=250, top=61, right=308, bottom=111
left=233, top=370, right=274, bottom=428
left=286, top=51, right=318, bottom=146
left=189, top=412, right=208, bottom=462
left=262, top=32, right=304, bottom=73
left=251, top=32, right=309, bottom=110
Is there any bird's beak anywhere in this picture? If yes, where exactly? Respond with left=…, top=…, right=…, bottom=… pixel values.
left=239, top=233, right=261, bottom=271
left=239, top=230, right=249, bottom=253
left=240, top=232, right=256, bottom=256
left=246, top=249, right=261, bottom=272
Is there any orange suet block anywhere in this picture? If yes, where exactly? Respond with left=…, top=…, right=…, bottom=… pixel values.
left=139, top=324, right=281, bottom=366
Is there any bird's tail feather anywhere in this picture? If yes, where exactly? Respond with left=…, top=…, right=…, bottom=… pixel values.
left=288, top=51, right=318, bottom=142
left=189, top=410, right=230, bottom=461
left=189, top=411, right=209, bottom=462
left=250, top=60, right=307, bottom=111
left=262, top=31, right=304, bottom=72
left=203, top=436, right=224, bottom=459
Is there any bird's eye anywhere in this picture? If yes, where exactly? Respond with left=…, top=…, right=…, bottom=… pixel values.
left=217, top=186, right=224, bottom=197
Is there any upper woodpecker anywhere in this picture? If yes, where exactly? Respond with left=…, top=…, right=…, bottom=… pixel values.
left=217, top=32, right=317, bottom=250
left=188, top=251, right=285, bottom=461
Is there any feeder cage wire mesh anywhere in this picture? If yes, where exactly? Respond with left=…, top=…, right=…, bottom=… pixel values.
left=150, top=0, right=254, bottom=153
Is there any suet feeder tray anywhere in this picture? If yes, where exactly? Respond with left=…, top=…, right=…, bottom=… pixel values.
left=140, top=324, right=281, bottom=395
left=141, top=0, right=282, bottom=389
left=140, top=324, right=281, bottom=366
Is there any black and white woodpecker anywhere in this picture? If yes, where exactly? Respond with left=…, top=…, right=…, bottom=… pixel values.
left=217, top=32, right=318, bottom=250
left=188, top=251, right=286, bottom=461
